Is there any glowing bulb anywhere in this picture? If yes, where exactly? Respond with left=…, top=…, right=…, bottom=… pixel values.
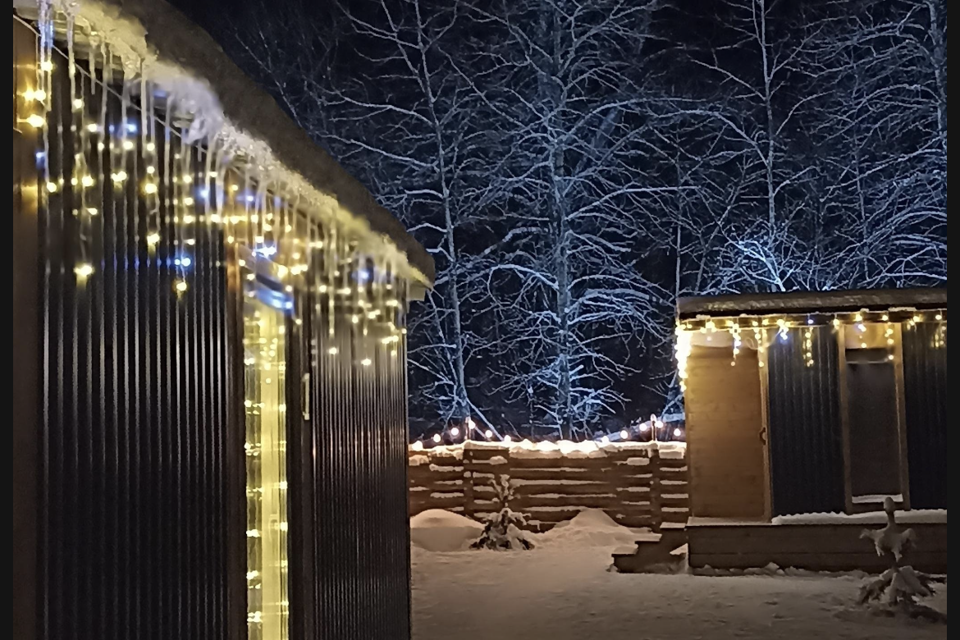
left=673, top=428, right=682, bottom=437
left=888, top=354, right=895, bottom=361
left=640, top=423, right=650, bottom=432
left=620, top=429, right=629, bottom=440
left=503, top=435, right=512, bottom=443
left=450, top=427, right=460, bottom=437
left=122, top=139, right=135, bottom=151
left=936, top=313, right=943, bottom=321
left=40, top=61, right=53, bottom=72
left=86, top=123, right=99, bottom=133
left=351, top=315, right=359, bottom=324
left=72, top=98, right=83, bottom=110
left=143, top=182, right=158, bottom=195
left=361, top=358, right=372, bottom=367
left=86, top=207, right=98, bottom=216
left=45, top=182, right=58, bottom=193
left=74, top=263, right=94, bottom=278
left=25, top=114, right=46, bottom=128
left=484, top=430, right=493, bottom=439
left=146, top=232, right=160, bottom=246
left=246, top=529, right=261, bottom=538
left=112, top=171, right=128, bottom=183
left=601, top=436, right=610, bottom=444
left=174, top=280, right=188, bottom=294
left=433, top=434, right=442, bottom=444
left=81, top=175, right=95, bottom=187
left=146, top=142, right=156, bottom=152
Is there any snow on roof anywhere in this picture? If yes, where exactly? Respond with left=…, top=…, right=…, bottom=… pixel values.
left=15, top=0, right=433, bottom=285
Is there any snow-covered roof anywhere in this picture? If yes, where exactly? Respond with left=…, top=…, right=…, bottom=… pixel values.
left=14, top=0, right=434, bottom=285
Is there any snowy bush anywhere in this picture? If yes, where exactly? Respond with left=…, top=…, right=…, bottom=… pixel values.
left=472, top=475, right=535, bottom=551
left=857, top=497, right=945, bottom=623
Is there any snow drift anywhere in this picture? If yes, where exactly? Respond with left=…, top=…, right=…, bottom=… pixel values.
left=410, top=509, right=484, bottom=552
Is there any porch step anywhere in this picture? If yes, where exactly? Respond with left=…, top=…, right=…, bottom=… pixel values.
left=612, top=528, right=688, bottom=573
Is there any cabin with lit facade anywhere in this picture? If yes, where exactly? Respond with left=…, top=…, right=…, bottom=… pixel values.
left=12, top=2, right=432, bottom=640
left=677, top=289, right=947, bottom=573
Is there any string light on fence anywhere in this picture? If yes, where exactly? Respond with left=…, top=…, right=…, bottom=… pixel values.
left=619, top=429, right=629, bottom=440
left=433, top=434, right=442, bottom=444
left=484, top=429, right=493, bottom=439
left=450, top=427, right=460, bottom=438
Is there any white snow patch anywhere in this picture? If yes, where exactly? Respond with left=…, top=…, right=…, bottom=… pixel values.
left=428, top=464, right=462, bottom=473
left=852, top=494, right=904, bottom=505
left=624, top=457, right=651, bottom=466
left=409, top=455, right=430, bottom=467
left=535, top=508, right=644, bottom=550
left=412, top=531, right=945, bottom=640
left=409, top=509, right=483, bottom=552
left=773, top=510, right=946, bottom=525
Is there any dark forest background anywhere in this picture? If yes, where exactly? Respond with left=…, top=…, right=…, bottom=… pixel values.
left=172, top=0, right=946, bottom=439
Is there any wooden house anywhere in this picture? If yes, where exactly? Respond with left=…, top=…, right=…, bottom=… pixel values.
left=13, top=3, right=432, bottom=639
left=677, top=289, right=947, bottom=573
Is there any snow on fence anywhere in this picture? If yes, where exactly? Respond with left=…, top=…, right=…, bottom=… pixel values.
left=409, top=440, right=688, bottom=532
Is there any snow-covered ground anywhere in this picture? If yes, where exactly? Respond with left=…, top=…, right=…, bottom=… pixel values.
left=411, top=509, right=947, bottom=640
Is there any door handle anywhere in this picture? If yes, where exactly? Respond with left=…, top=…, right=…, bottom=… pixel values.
left=302, top=372, right=310, bottom=420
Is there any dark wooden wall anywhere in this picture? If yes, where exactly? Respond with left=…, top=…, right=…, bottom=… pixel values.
left=13, top=18, right=41, bottom=640
left=15, top=15, right=414, bottom=640
left=32, top=43, right=239, bottom=640
left=300, top=294, right=412, bottom=640
left=767, top=327, right=845, bottom=516
left=902, top=323, right=948, bottom=509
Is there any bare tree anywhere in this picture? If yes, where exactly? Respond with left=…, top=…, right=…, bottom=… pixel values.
left=473, top=0, right=676, bottom=438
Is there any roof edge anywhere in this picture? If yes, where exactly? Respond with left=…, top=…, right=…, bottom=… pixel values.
left=678, top=288, right=947, bottom=319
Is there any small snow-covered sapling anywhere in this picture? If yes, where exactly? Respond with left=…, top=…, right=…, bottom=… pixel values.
left=471, top=474, right=535, bottom=551
left=857, top=497, right=945, bottom=623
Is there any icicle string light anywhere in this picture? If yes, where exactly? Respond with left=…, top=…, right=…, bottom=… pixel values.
left=675, top=310, right=946, bottom=372
left=29, top=7, right=413, bottom=350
